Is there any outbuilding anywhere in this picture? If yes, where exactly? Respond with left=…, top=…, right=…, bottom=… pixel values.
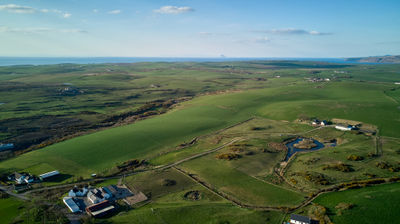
left=289, top=214, right=316, bottom=224
left=39, top=170, right=60, bottom=180
left=63, top=197, right=81, bottom=213
left=335, top=125, right=353, bottom=131
left=86, top=200, right=115, bottom=218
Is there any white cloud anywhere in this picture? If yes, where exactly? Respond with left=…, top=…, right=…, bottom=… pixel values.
left=254, top=37, right=270, bottom=43
left=154, top=6, right=194, bottom=14
left=0, top=4, right=71, bottom=18
left=63, top=13, right=71, bottom=18
left=235, top=37, right=271, bottom=45
left=0, top=26, right=87, bottom=34
left=255, top=28, right=331, bottom=36
left=93, top=9, right=99, bottom=13
left=52, top=9, right=62, bottom=14
left=108, top=10, right=121, bottom=14
left=199, top=32, right=214, bottom=36
left=0, top=4, right=36, bottom=13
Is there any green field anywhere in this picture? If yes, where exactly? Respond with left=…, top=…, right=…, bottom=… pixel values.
left=1, top=76, right=399, bottom=180
left=0, top=197, right=24, bottom=223
left=313, top=183, right=400, bottom=224
left=0, top=61, right=400, bottom=223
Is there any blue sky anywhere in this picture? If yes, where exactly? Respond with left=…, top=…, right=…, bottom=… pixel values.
left=0, top=0, right=399, bottom=57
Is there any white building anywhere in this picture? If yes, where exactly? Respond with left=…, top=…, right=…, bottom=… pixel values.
left=335, top=125, right=353, bottom=131
left=290, top=214, right=312, bottom=224
left=68, top=186, right=88, bottom=197
left=63, top=197, right=81, bottom=213
left=0, top=143, right=14, bottom=152
left=87, top=188, right=111, bottom=204
left=39, top=170, right=60, bottom=180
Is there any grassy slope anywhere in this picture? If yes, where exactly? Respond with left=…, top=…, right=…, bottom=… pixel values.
left=313, top=183, right=400, bottom=224
left=110, top=167, right=285, bottom=224
left=109, top=203, right=282, bottom=224
left=0, top=80, right=398, bottom=179
left=0, top=197, right=23, bottom=224
left=178, top=153, right=305, bottom=207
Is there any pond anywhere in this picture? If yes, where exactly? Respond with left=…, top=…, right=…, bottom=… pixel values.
left=284, top=138, right=326, bottom=161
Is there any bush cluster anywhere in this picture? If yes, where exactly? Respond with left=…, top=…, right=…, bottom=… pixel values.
left=322, top=163, right=354, bottom=172
left=347, top=154, right=364, bottom=161
left=375, top=161, right=400, bottom=172
left=215, top=153, right=241, bottom=160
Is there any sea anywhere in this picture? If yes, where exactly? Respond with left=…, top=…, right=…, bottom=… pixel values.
left=0, top=57, right=360, bottom=67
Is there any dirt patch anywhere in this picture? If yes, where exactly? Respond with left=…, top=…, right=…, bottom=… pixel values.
left=293, top=139, right=317, bottom=149
left=184, top=190, right=201, bottom=201
left=268, top=142, right=287, bottom=151
left=161, top=179, right=177, bottom=186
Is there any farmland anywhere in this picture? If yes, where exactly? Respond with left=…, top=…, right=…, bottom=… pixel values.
left=312, top=183, right=400, bottom=224
left=0, top=197, right=23, bottom=223
left=0, top=61, right=399, bottom=223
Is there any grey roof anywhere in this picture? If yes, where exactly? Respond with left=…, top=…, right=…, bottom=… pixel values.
left=14, top=172, right=23, bottom=179
left=290, top=214, right=311, bottom=223
left=104, top=185, right=118, bottom=195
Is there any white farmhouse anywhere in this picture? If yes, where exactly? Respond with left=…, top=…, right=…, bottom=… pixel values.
left=68, top=186, right=88, bottom=197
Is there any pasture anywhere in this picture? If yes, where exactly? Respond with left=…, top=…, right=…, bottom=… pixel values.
left=0, top=197, right=24, bottom=224
left=313, top=182, right=400, bottom=224
left=1, top=68, right=399, bottom=182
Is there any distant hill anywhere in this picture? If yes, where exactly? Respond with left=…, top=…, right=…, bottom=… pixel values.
left=345, top=55, right=400, bottom=63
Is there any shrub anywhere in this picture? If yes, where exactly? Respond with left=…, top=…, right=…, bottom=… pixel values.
left=375, top=161, right=400, bottom=172
left=347, top=154, right=364, bottom=161
left=162, top=179, right=176, bottom=186
left=322, top=163, right=354, bottom=172
left=335, top=203, right=354, bottom=215
left=215, top=153, right=241, bottom=160
left=367, top=152, right=377, bottom=158
left=295, top=171, right=330, bottom=185
left=304, top=157, right=320, bottom=165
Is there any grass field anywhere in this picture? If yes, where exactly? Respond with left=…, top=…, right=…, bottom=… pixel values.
left=285, top=128, right=400, bottom=191
left=0, top=61, right=399, bottom=223
left=178, top=152, right=305, bottom=207
left=313, top=182, right=400, bottom=224
left=109, top=202, right=283, bottom=224
left=112, top=167, right=286, bottom=223
left=109, top=181, right=284, bottom=224
left=0, top=197, right=23, bottom=223
left=1, top=75, right=399, bottom=181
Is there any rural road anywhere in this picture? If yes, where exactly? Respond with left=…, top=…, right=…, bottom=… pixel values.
left=0, top=184, right=30, bottom=200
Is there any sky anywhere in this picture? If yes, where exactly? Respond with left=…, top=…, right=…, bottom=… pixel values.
left=0, top=0, right=399, bottom=58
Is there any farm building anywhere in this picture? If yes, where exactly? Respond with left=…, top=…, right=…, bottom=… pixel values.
left=0, top=143, right=14, bottom=152
left=68, top=186, right=88, bottom=197
left=289, top=214, right=317, bottom=224
left=63, top=197, right=81, bottom=213
left=87, top=188, right=111, bottom=204
left=320, top=120, right=328, bottom=126
left=312, top=119, right=320, bottom=125
left=103, top=185, right=119, bottom=197
left=335, top=125, right=353, bottom=131
left=39, top=170, right=60, bottom=180
left=9, top=172, right=35, bottom=184
left=85, top=200, right=115, bottom=218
